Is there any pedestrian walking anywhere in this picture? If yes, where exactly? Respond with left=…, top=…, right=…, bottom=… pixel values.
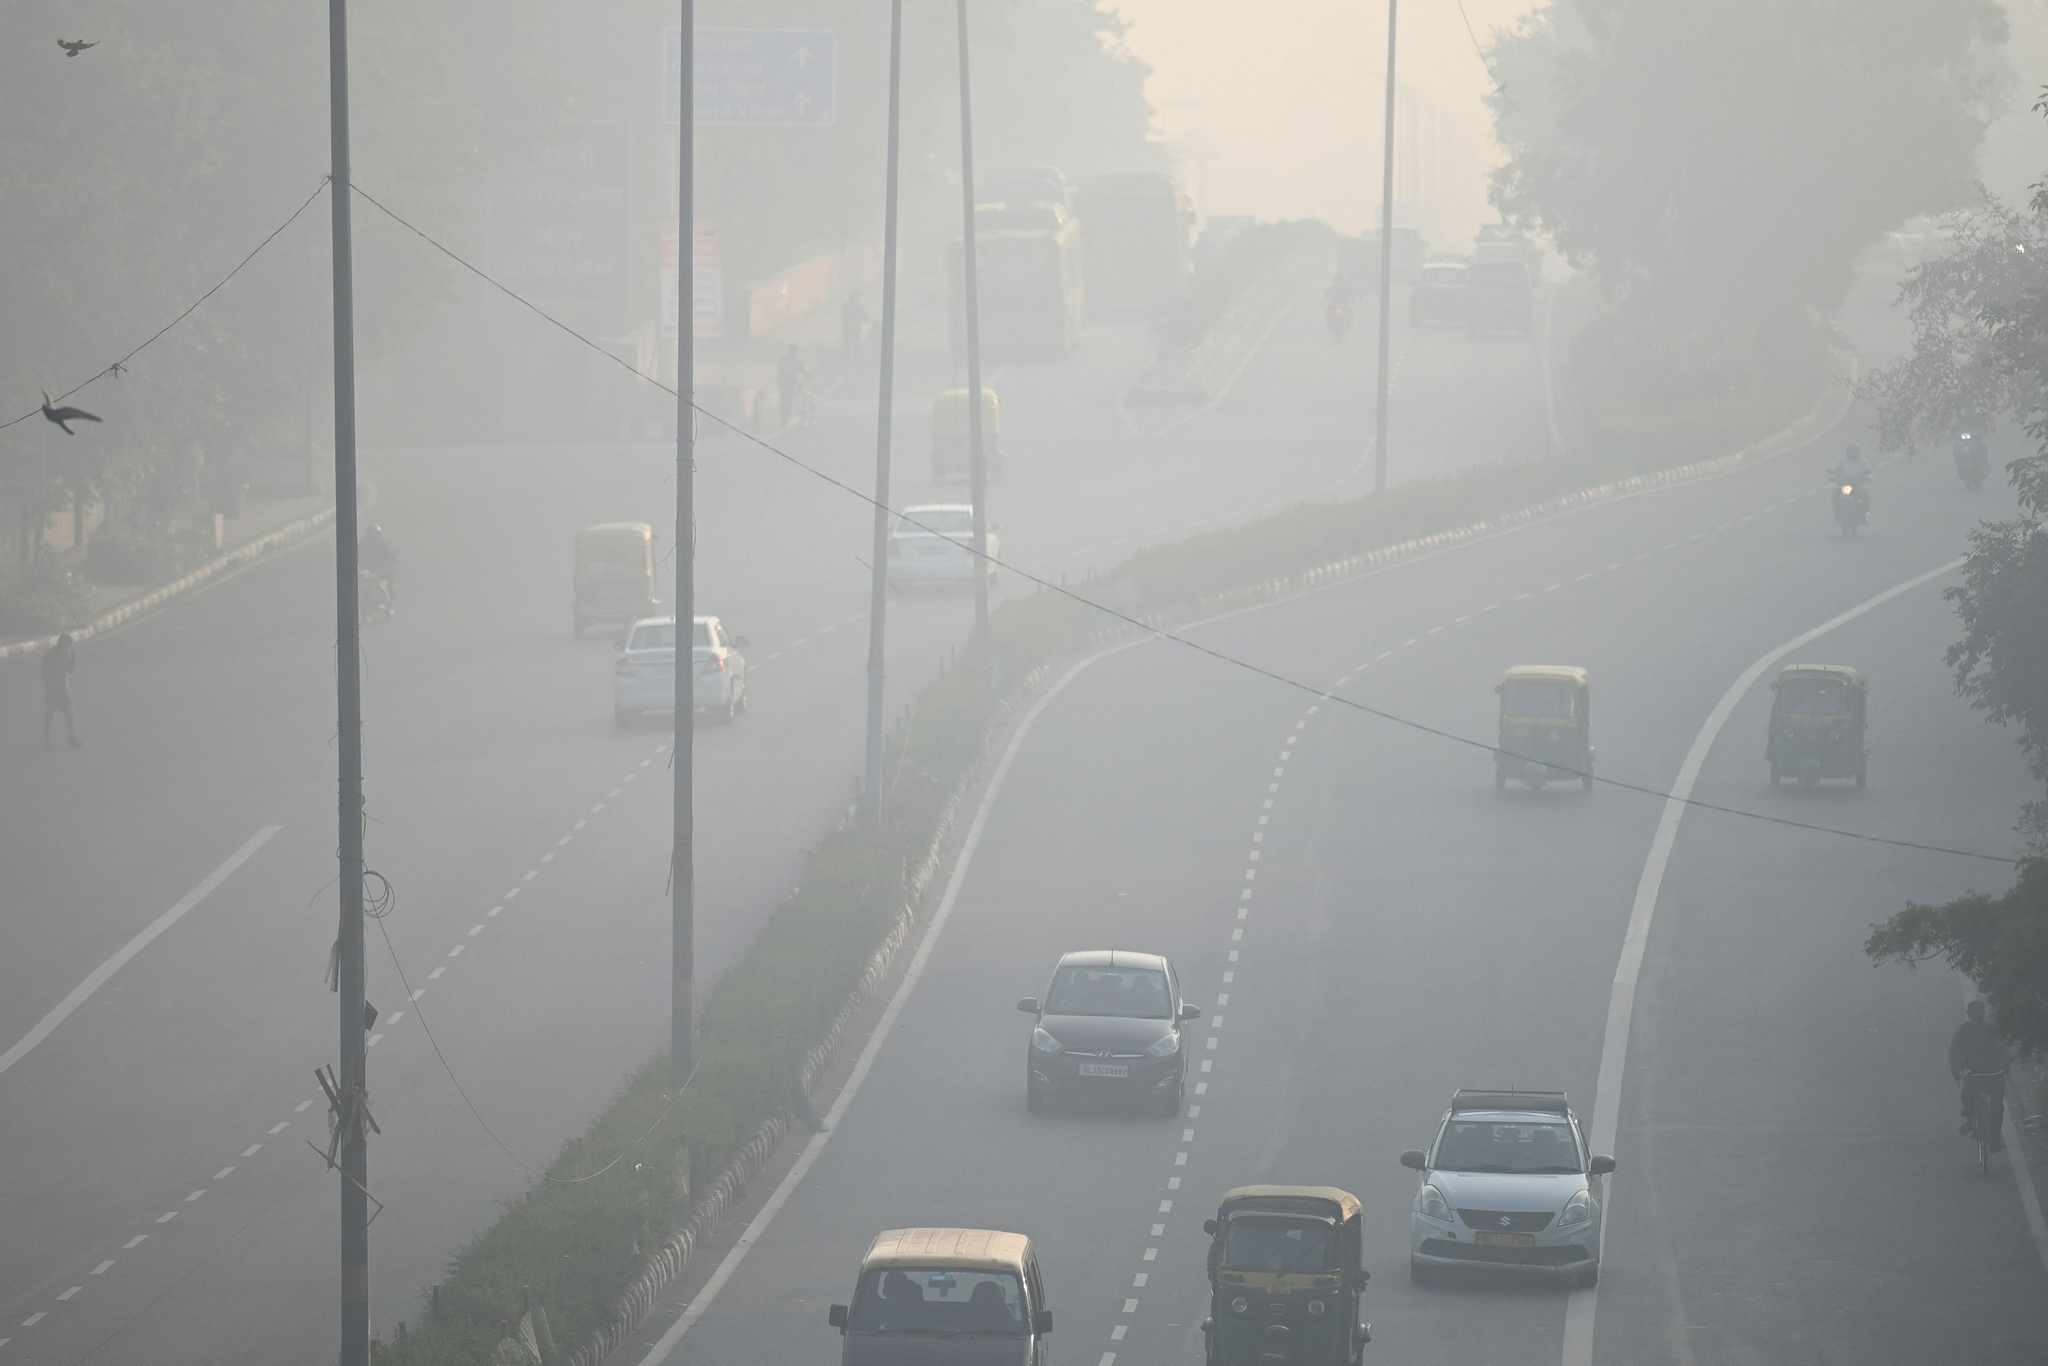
left=841, top=290, right=869, bottom=360
left=42, top=632, right=80, bottom=749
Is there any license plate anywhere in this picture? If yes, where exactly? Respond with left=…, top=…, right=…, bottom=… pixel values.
left=1077, top=1063, right=1128, bottom=1078
left=1475, top=1233, right=1534, bottom=1248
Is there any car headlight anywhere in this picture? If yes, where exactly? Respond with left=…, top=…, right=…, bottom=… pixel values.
left=1144, top=1031, right=1180, bottom=1059
left=1416, top=1184, right=1452, bottom=1222
left=1306, top=1299, right=1326, bottom=1317
left=1558, top=1188, right=1597, bottom=1228
left=1230, top=1296, right=1250, bottom=1315
left=1840, top=484, right=1854, bottom=496
left=1031, top=1027, right=1062, bottom=1054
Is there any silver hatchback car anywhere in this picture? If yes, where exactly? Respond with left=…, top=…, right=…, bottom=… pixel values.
left=1401, top=1090, right=1614, bottom=1287
left=613, top=615, right=748, bottom=727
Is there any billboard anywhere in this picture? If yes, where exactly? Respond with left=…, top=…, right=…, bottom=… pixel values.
left=486, top=121, right=633, bottom=308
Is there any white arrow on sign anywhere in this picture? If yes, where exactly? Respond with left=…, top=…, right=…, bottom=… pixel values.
left=793, top=91, right=811, bottom=114
left=793, top=45, right=812, bottom=70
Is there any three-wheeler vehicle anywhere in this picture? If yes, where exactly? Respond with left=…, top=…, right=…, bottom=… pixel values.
left=1202, top=1186, right=1370, bottom=1366
left=932, top=388, right=1003, bottom=484
left=572, top=522, right=658, bottom=638
left=1494, top=665, right=1594, bottom=791
left=1767, top=663, right=1868, bottom=787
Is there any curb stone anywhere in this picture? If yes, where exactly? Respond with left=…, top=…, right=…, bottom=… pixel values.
left=0, top=505, right=336, bottom=661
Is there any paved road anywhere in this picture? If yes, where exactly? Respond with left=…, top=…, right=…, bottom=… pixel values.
left=0, top=273, right=1551, bottom=1363
left=633, top=285, right=2048, bottom=1366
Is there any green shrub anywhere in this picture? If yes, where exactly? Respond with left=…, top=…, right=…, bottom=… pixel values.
left=0, top=563, right=94, bottom=636
left=82, top=522, right=218, bottom=584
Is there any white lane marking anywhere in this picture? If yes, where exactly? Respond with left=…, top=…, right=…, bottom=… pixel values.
left=504, top=888, right=521, bottom=900
left=556, top=835, right=572, bottom=846
left=1142, top=1248, right=1157, bottom=1261
left=634, top=652, right=1106, bottom=1366
left=212, top=1166, right=234, bottom=1180
left=446, top=945, right=464, bottom=958
left=1182, top=1128, right=1196, bottom=1141
left=1101, top=1353, right=1118, bottom=1366
left=183, top=1190, right=203, bottom=1202
left=410, top=988, right=426, bottom=1001
left=542, top=853, right=557, bottom=864
left=466, top=925, right=483, bottom=937
left=123, top=1236, right=145, bottom=1249
left=1112, top=1324, right=1128, bottom=1339
left=1425, top=625, right=1444, bottom=635
left=386, top=1012, right=403, bottom=1025
left=523, top=869, right=540, bottom=881
left=91, top=1261, right=113, bottom=1274
left=574, top=818, right=588, bottom=831
left=0, top=826, right=281, bottom=1078
left=487, top=907, right=502, bottom=918
left=154, top=1212, right=175, bottom=1224
left=21, top=1313, right=44, bottom=1326
left=1175, top=1153, right=1188, bottom=1166
left=1562, top=557, right=1964, bottom=1366
left=366, top=1033, right=383, bottom=1047
left=1167, top=1177, right=1180, bottom=1189
left=242, top=1145, right=262, bottom=1157
left=268, top=1123, right=288, bottom=1135
left=294, top=1100, right=313, bottom=1112
left=1123, top=1298, right=1138, bottom=1313
left=428, top=967, right=445, bottom=980
left=56, top=1287, right=79, bottom=1301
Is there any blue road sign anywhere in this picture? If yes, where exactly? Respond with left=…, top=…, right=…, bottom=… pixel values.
left=664, top=27, right=836, bottom=127
left=485, top=121, right=633, bottom=308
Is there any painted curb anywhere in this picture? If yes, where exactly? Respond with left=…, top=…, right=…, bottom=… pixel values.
left=0, top=505, right=335, bottom=661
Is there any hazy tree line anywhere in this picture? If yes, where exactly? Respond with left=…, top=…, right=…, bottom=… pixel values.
left=0, top=0, right=1153, bottom=612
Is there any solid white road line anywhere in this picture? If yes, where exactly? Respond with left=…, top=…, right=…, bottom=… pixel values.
left=635, top=650, right=1111, bottom=1365
left=0, top=825, right=281, bottom=1079
left=1561, top=559, right=1962, bottom=1366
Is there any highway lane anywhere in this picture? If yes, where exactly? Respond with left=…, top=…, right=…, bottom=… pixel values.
left=0, top=283, right=1552, bottom=1361
left=640, top=389, right=2046, bottom=1366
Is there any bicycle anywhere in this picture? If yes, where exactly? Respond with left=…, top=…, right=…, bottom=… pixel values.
left=1960, top=1069, right=2007, bottom=1175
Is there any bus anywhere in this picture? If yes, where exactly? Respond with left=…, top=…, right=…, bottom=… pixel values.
left=1074, top=171, right=1192, bottom=313
left=952, top=201, right=1086, bottom=358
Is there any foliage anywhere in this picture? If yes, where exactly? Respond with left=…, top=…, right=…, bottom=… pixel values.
left=1866, top=858, right=2048, bottom=1057
left=1487, top=0, right=2005, bottom=338
left=1941, top=453, right=2048, bottom=780
left=81, top=521, right=220, bottom=586
left=0, top=564, right=94, bottom=636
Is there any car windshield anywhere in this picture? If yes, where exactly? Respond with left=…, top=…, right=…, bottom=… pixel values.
left=1778, top=678, right=1848, bottom=716
left=1433, top=1120, right=1582, bottom=1173
left=1043, top=966, right=1171, bottom=1018
left=1220, top=1216, right=1339, bottom=1273
left=848, top=1267, right=1027, bottom=1337
left=1420, top=266, right=1467, bottom=285
left=899, top=509, right=974, bottom=536
left=1504, top=679, right=1576, bottom=718
left=625, top=623, right=710, bottom=651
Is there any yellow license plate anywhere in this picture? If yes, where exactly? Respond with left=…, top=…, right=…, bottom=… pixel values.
left=1475, top=1233, right=1534, bottom=1248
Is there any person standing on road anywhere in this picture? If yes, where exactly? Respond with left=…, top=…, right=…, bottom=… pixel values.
left=841, top=290, right=869, bottom=360
left=1949, top=999, right=2009, bottom=1151
left=42, top=632, right=80, bottom=749
left=777, top=345, right=811, bottom=429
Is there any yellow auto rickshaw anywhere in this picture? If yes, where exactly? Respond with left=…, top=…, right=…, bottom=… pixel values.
left=1202, top=1187, right=1369, bottom=1366
left=572, top=522, right=658, bottom=637
left=1767, top=664, right=1867, bottom=787
left=1495, top=665, right=1593, bottom=791
left=931, top=388, right=1003, bottom=484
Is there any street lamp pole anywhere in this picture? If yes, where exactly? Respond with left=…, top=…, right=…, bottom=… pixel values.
left=861, top=0, right=906, bottom=824
left=672, top=0, right=696, bottom=1078
left=1372, top=0, right=1399, bottom=496
left=956, top=0, right=989, bottom=641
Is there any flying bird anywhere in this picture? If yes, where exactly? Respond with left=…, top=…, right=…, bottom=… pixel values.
left=57, top=39, right=98, bottom=57
left=41, top=390, right=102, bottom=435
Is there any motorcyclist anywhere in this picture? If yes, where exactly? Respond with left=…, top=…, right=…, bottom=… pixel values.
left=1949, top=999, right=2009, bottom=1151
left=359, top=524, right=396, bottom=585
left=1829, top=444, right=1872, bottom=486
left=1325, top=273, right=1359, bottom=309
left=776, top=345, right=811, bottom=429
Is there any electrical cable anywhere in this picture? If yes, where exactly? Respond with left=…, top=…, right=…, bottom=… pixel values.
left=353, top=184, right=2020, bottom=868
left=1453, top=0, right=1511, bottom=102
left=1, top=177, right=332, bottom=433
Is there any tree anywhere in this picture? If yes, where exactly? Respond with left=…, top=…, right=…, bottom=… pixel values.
left=1866, top=859, right=2048, bottom=1056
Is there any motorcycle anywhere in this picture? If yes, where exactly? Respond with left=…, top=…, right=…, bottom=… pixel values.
left=1325, top=299, right=1354, bottom=340
left=1832, top=478, right=1869, bottom=537
left=358, top=568, right=394, bottom=624
left=1954, top=430, right=1989, bottom=490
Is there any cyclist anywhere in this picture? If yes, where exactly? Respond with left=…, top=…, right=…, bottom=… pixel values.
left=1949, top=999, right=2008, bottom=1152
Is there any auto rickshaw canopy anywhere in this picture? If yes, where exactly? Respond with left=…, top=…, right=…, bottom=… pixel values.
left=1774, top=664, right=1866, bottom=689
left=1216, top=1186, right=1363, bottom=1223
left=575, top=522, right=655, bottom=577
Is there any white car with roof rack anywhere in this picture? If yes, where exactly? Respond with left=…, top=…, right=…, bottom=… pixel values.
left=1400, top=1089, right=1614, bottom=1287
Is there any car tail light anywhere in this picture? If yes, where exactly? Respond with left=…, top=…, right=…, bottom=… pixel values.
left=701, top=654, right=726, bottom=675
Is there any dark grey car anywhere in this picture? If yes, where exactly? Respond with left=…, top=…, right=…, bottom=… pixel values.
left=1018, top=950, right=1201, bottom=1116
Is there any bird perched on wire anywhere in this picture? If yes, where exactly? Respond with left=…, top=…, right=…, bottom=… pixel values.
left=41, top=390, right=102, bottom=435
left=57, top=39, right=98, bottom=56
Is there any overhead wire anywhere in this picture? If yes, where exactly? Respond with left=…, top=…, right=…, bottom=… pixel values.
left=352, top=183, right=2019, bottom=868
left=1, top=177, right=332, bottom=433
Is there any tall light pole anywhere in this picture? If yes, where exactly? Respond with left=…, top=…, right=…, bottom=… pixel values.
left=1372, top=0, right=1399, bottom=496
left=957, top=0, right=990, bottom=640
left=325, top=2, right=370, bottom=1362
left=861, top=0, right=907, bottom=824
left=672, top=0, right=696, bottom=1079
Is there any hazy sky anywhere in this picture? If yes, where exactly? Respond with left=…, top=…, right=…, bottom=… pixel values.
left=1114, top=0, right=1538, bottom=239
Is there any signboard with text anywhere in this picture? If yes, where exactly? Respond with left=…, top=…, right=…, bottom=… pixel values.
left=661, top=218, right=723, bottom=340
left=664, top=27, right=836, bottom=127
left=485, top=121, right=633, bottom=308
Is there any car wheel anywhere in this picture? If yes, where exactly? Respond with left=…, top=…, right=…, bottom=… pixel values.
left=1575, top=1266, right=1599, bottom=1290
left=734, top=683, right=748, bottom=717
left=1770, top=766, right=1782, bottom=786
left=1409, top=1258, right=1429, bottom=1285
left=1157, top=1078, right=1184, bottom=1117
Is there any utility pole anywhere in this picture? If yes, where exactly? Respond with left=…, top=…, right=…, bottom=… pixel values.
left=326, top=2, right=369, bottom=1363
left=673, top=0, right=697, bottom=1078
left=957, top=0, right=990, bottom=640
left=860, top=0, right=906, bottom=825
left=1372, top=0, right=1399, bottom=496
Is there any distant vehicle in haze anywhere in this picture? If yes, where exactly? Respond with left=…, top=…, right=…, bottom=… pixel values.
left=955, top=201, right=1085, bottom=357
left=1400, top=1089, right=1613, bottom=1287
left=1766, top=664, right=1867, bottom=787
left=1475, top=223, right=1543, bottom=280
left=613, top=614, right=748, bottom=727
left=828, top=1228, right=1055, bottom=1366
left=1953, top=423, right=1990, bottom=489
left=1326, top=297, right=1355, bottom=340
left=572, top=522, right=658, bottom=638
left=1408, top=262, right=1471, bottom=326
left=930, top=389, right=1003, bottom=484
left=979, top=165, right=1072, bottom=211
left=1354, top=226, right=1426, bottom=284
left=1494, top=665, right=1593, bottom=791
left=1832, top=474, right=1870, bottom=536
left=1016, top=950, right=1201, bottom=1115
left=1467, top=260, right=1534, bottom=336
left=888, top=503, right=999, bottom=590
left=1075, top=171, right=1194, bottom=313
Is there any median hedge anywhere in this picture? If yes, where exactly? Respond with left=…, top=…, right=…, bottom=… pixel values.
left=374, top=337, right=1829, bottom=1366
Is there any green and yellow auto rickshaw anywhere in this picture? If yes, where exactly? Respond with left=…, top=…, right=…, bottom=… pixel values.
left=1494, top=665, right=1593, bottom=791
left=931, top=388, right=1003, bottom=484
left=572, top=522, right=658, bottom=637
left=1767, top=664, right=1867, bottom=787
left=1202, top=1186, right=1370, bottom=1366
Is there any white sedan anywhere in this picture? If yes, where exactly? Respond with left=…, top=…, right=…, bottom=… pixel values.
left=887, top=504, right=999, bottom=589
left=613, top=615, right=748, bottom=727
